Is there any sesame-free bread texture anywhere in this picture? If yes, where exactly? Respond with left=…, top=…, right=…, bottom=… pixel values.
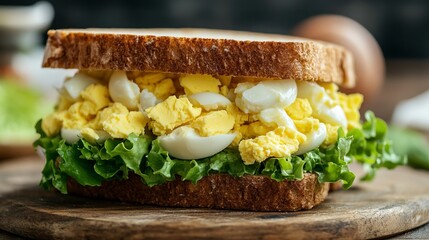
left=67, top=173, right=329, bottom=211
left=43, top=28, right=355, bottom=88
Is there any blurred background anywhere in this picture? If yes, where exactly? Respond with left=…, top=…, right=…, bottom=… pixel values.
left=0, top=0, right=428, bottom=163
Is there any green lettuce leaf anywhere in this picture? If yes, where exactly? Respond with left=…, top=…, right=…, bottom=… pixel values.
left=34, top=111, right=405, bottom=193
left=388, top=127, right=429, bottom=170
left=0, top=81, right=52, bottom=141
left=35, top=120, right=68, bottom=193
left=35, top=121, right=152, bottom=193
left=348, top=111, right=407, bottom=181
left=57, top=140, right=103, bottom=186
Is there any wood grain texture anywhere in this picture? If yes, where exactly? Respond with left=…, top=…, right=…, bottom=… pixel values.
left=42, top=29, right=355, bottom=87
left=0, top=157, right=428, bottom=240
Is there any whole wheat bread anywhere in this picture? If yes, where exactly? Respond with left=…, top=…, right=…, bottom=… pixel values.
left=43, top=28, right=355, bottom=87
left=67, top=173, right=329, bottom=211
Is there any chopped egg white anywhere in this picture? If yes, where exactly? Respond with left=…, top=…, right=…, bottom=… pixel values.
left=109, top=71, right=140, bottom=110
left=81, top=128, right=111, bottom=144
left=95, top=130, right=111, bottom=143
left=234, top=80, right=297, bottom=113
left=63, top=72, right=99, bottom=100
left=317, top=105, right=348, bottom=129
left=294, top=123, right=327, bottom=155
left=297, top=81, right=347, bottom=128
left=189, top=92, right=231, bottom=111
left=61, top=128, right=111, bottom=144
left=140, top=89, right=160, bottom=112
left=61, top=128, right=81, bottom=144
left=158, top=126, right=237, bottom=159
left=258, top=108, right=296, bottom=130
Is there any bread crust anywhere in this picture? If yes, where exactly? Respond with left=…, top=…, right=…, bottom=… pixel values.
left=43, top=28, right=355, bottom=87
left=67, top=173, right=329, bottom=211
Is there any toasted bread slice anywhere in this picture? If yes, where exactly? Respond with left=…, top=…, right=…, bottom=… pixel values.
left=43, top=28, right=355, bottom=87
left=67, top=173, right=329, bottom=211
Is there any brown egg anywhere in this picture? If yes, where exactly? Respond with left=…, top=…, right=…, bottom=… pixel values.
left=293, top=15, right=385, bottom=105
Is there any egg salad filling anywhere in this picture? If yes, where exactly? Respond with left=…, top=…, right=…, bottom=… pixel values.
left=35, top=71, right=405, bottom=193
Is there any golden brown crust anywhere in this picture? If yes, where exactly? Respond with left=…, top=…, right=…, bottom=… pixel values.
left=43, top=28, right=355, bottom=87
left=67, top=173, right=329, bottom=211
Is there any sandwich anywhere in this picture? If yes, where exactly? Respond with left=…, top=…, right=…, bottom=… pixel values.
left=35, top=29, right=405, bottom=211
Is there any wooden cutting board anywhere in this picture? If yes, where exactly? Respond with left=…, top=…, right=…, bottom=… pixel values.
left=0, top=157, right=428, bottom=240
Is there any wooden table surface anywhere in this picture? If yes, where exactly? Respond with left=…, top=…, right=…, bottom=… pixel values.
left=0, top=157, right=428, bottom=239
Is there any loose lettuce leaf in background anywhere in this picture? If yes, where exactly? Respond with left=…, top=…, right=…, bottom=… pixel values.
left=0, top=80, right=52, bottom=142
left=388, top=126, right=429, bottom=170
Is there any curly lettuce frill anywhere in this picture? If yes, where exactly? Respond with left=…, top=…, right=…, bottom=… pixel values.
left=34, top=111, right=405, bottom=194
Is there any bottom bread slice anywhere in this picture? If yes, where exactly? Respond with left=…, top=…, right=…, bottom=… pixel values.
left=67, top=173, right=329, bottom=211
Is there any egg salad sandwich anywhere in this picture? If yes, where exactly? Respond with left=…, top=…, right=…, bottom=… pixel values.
left=35, top=29, right=405, bottom=211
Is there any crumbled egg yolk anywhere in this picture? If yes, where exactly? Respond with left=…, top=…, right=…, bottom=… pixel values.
left=218, top=76, right=232, bottom=97
left=285, top=98, right=312, bottom=120
left=153, top=78, right=176, bottom=100
left=240, top=121, right=274, bottom=139
left=226, top=104, right=250, bottom=146
left=294, top=118, right=320, bottom=135
left=79, top=84, right=111, bottom=115
left=226, top=104, right=249, bottom=126
left=323, top=124, right=340, bottom=146
left=42, top=111, right=65, bottom=136
left=179, top=74, right=220, bottom=95
left=239, top=127, right=306, bottom=164
left=61, top=103, right=90, bottom=129
left=145, top=96, right=202, bottom=135
left=134, top=73, right=176, bottom=100
left=43, top=70, right=364, bottom=164
left=44, top=84, right=111, bottom=133
left=338, top=93, right=363, bottom=130
left=56, top=93, right=75, bottom=111
left=191, top=110, right=234, bottom=136
left=50, top=84, right=112, bottom=132
left=89, top=103, right=148, bottom=138
left=320, top=82, right=339, bottom=99
left=80, top=127, right=100, bottom=143
left=285, top=97, right=320, bottom=135
left=135, top=73, right=166, bottom=90
left=42, top=81, right=148, bottom=140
